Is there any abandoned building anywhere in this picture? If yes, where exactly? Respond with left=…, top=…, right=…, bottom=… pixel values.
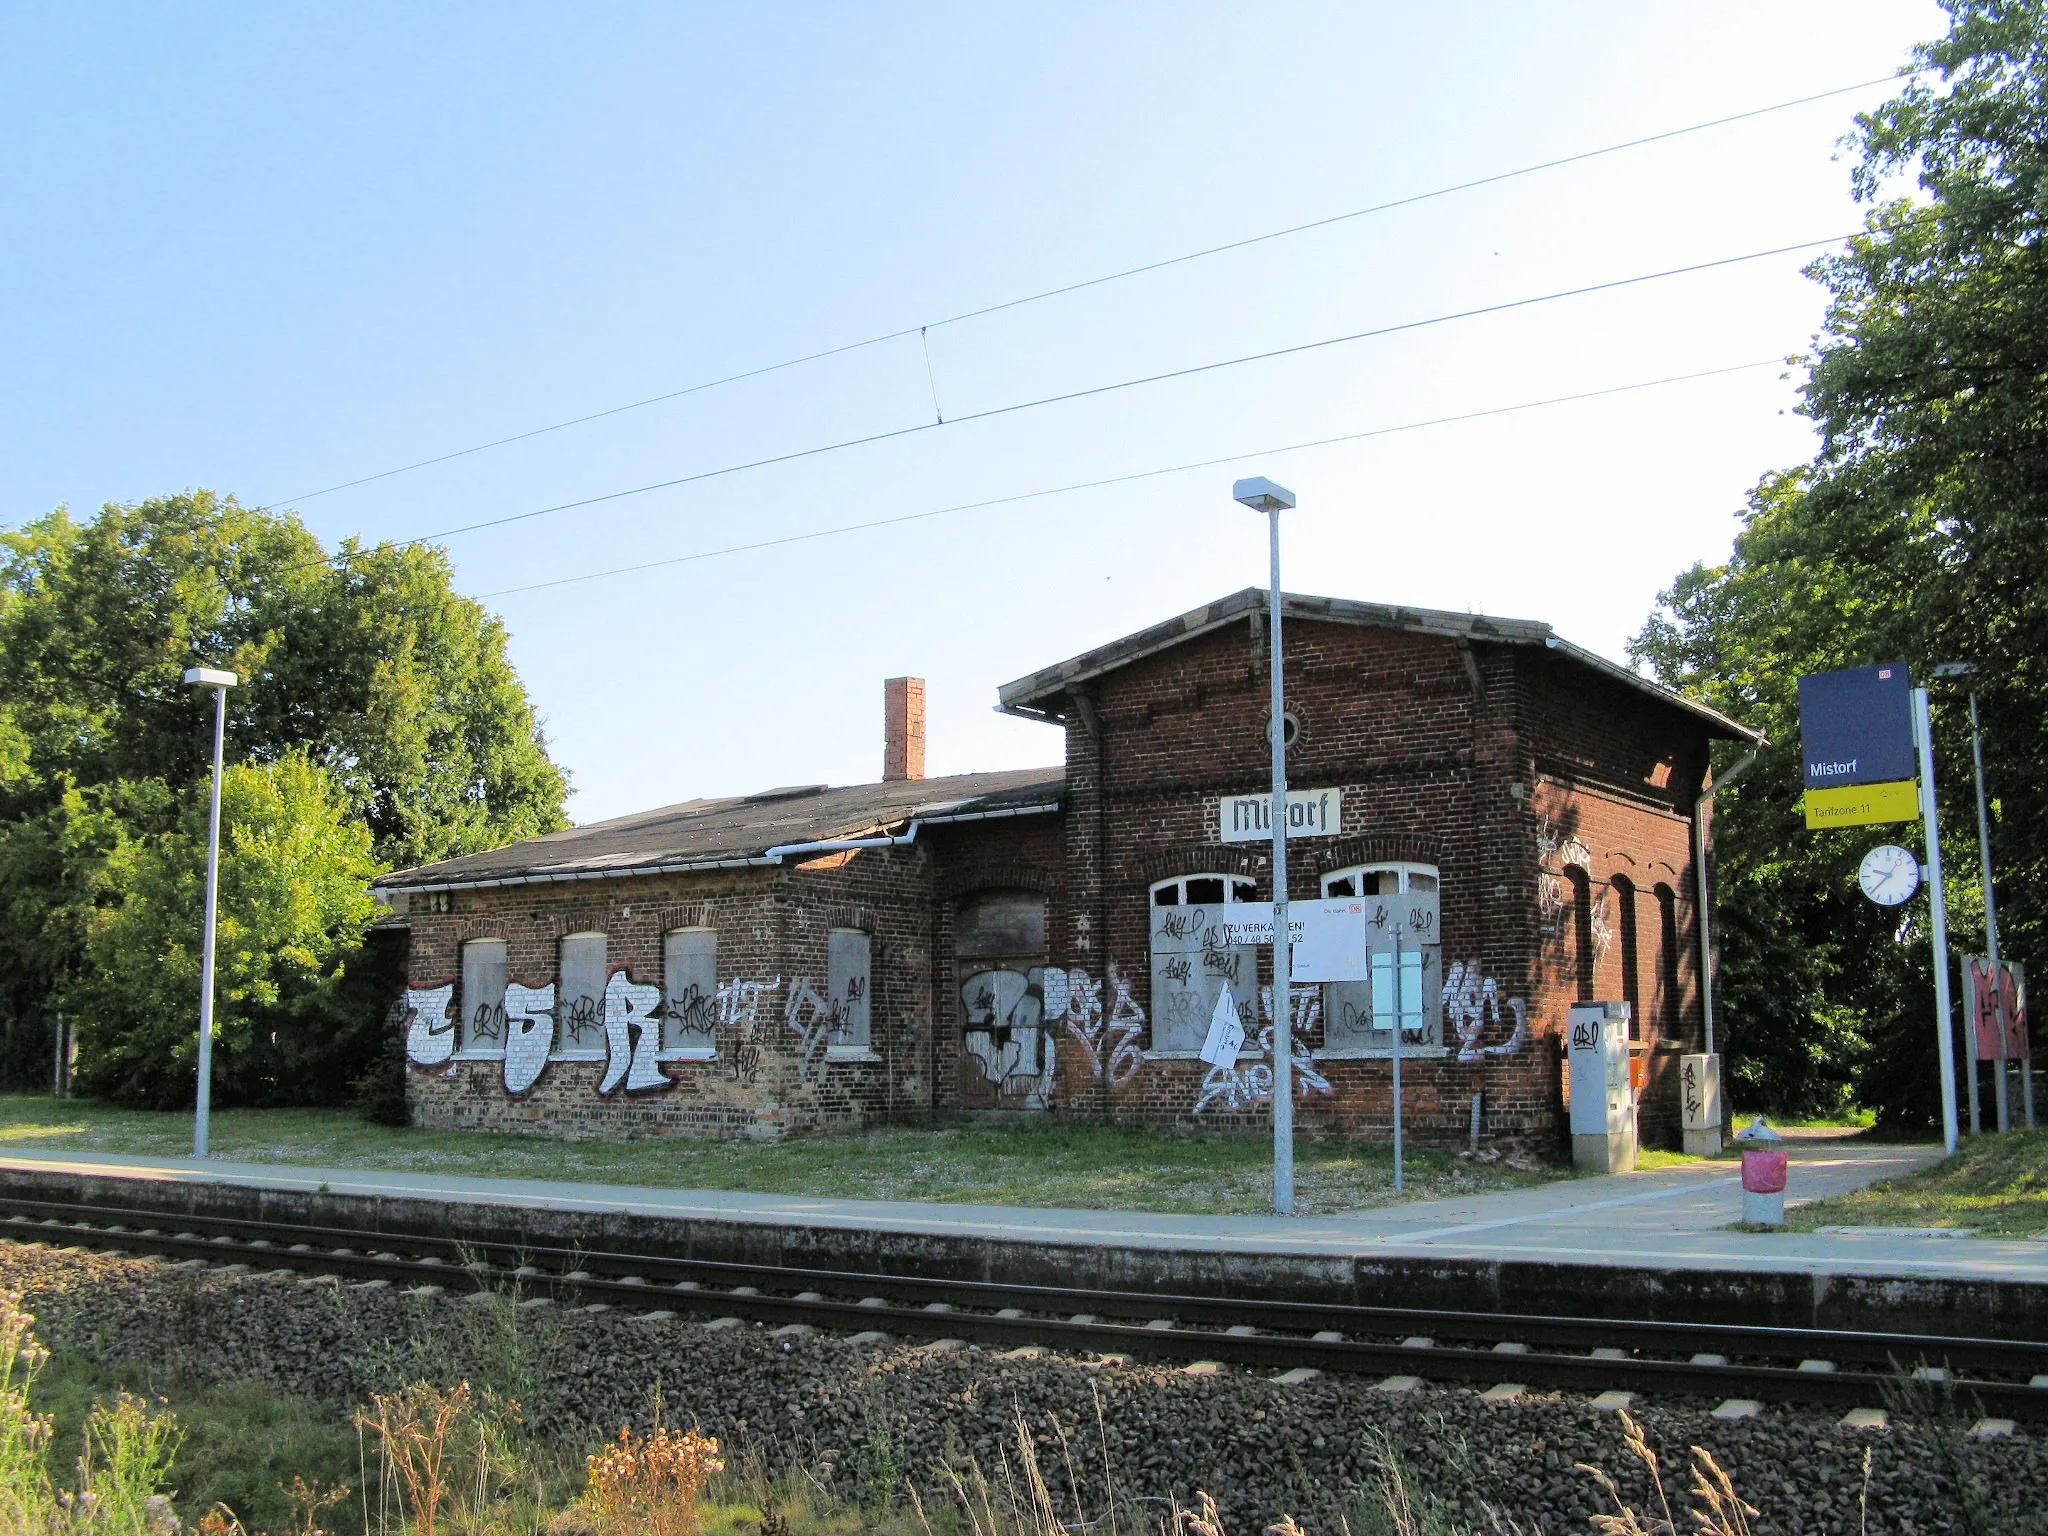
left=375, top=588, right=1760, bottom=1150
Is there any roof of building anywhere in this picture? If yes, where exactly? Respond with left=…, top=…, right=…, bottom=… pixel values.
left=996, top=587, right=1763, bottom=742
left=374, top=767, right=1064, bottom=893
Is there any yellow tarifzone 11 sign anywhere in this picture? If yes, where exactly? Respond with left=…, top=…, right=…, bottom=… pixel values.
left=1803, top=778, right=1918, bottom=829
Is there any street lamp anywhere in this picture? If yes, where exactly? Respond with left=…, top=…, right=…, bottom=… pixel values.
left=1233, top=475, right=1298, bottom=1215
left=182, top=665, right=238, bottom=1158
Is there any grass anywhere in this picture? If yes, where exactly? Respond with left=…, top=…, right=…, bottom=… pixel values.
left=0, top=1096, right=1561, bottom=1217
left=1729, top=1106, right=1877, bottom=1131
left=1785, top=1126, right=2048, bottom=1236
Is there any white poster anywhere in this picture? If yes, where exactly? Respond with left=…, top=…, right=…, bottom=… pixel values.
left=1199, top=985, right=1247, bottom=1066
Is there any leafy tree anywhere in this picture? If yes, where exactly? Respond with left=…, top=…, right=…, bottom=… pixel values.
left=1634, top=0, right=2048, bottom=1126
left=0, top=491, right=570, bottom=1104
left=69, top=753, right=382, bottom=1108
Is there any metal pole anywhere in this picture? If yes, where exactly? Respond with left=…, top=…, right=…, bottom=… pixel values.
left=1267, top=506, right=1294, bottom=1215
left=194, top=683, right=228, bottom=1158
left=1391, top=928, right=1404, bottom=1192
left=1967, top=693, right=2019, bottom=1131
left=1912, top=686, right=1960, bottom=1154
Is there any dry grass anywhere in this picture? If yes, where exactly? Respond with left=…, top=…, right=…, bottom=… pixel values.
left=0, top=1096, right=1558, bottom=1216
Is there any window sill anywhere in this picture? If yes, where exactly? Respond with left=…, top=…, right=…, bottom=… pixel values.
left=550, top=1051, right=607, bottom=1063
left=656, top=1049, right=717, bottom=1063
left=1314, top=1045, right=1450, bottom=1061
left=823, top=1046, right=881, bottom=1063
left=451, top=1051, right=506, bottom=1062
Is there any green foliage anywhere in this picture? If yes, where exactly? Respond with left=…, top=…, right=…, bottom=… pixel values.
left=1633, top=0, right=2048, bottom=1125
left=66, top=753, right=381, bottom=1109
left=0, top=490, right=570, bottom=1107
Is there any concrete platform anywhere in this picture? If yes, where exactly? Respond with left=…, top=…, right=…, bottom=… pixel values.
left=1, top=1141, right=2040, bottom=1337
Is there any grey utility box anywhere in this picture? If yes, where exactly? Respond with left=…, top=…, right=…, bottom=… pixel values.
left=1568, top=1001, right=1636, bottom=1174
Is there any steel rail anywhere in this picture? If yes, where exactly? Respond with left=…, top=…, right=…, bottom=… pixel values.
left=4, top=1197, right=2044, bottom=1419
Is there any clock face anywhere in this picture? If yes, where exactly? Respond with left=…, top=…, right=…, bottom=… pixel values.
left=1859, top=844, right=1921, bottom=907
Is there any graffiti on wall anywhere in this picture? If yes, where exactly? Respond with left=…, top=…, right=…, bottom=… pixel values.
left=1443, top=960, right=1530, bottom=1062
left=502, top=982, right=556, bottom=1094
left=1044, top=964, right=1144, bottom=1088
left=719, top=976, right=781, bottom=1086
left=1535, top=817, right=1610, bottom=962
left=785, top=977, right=864, bottom=1081
left=960, top=967, right=1056, bottom=1108
left=402, top=986, right=456, bottom=1068
left=1192, top=988, right=1333, bottom=1114
left=597, top=971, right=668, bottom=1095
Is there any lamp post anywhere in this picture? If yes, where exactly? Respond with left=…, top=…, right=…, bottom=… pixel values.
left=1234, top=475, right=1298, bottom=1215
left=182, top=666, right=238, bottom=1158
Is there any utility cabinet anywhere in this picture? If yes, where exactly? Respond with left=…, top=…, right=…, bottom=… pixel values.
left=1568, top=1001, right=1636, bottom=1174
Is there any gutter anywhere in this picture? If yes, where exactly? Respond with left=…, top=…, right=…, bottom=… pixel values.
left=375, top=799, right=1061, bottom=899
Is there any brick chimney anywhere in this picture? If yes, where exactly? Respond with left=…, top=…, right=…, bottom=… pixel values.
left=883, top=676, right=926, bottom=782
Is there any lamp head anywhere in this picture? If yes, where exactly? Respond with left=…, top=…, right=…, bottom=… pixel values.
left=182, top=667, right=239, bottom=689
left=1232, top=476, right=1296, bottom=513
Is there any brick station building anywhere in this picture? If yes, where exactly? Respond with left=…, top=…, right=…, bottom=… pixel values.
left=376, top=588, right=1759, bottom=1150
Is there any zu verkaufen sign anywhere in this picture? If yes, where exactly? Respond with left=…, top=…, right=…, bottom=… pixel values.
left=1797, top=663, right=1917, bottom=829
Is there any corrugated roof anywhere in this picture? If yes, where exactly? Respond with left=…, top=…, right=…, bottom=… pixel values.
left=997, top=588, right=1762, bottom=743
left=375, top=767, right=1063, bottom=892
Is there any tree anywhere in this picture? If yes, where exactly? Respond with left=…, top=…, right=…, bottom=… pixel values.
left=1633, top=0, right=2048, bottom=1126
left=68, top=753, right=381, bottom=1108
left=0, top=490, right=570, bottom=1103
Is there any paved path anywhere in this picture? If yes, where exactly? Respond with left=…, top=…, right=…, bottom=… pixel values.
left=0, top=1140, right=2032, bottom=1284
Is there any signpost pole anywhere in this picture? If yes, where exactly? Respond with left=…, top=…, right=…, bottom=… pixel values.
left=1912, top=686, right=1961, bottom=1154
left=1391, top=928, right=1404, bottom=1193
left=1236, top=476, right=1298, bottom=1216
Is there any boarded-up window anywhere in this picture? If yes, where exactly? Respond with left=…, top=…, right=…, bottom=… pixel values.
left=827, top=929, right=872, bottom=1051
left=1148, top=875, right=1257, bottom=1053
left=459, top=939, right=507, bottom=1056
left=556, top=932, right=608, bottom=1057
left=1319, top=866, right=1442, bottom=1050
left=662, top=928, right=718, bottom=1056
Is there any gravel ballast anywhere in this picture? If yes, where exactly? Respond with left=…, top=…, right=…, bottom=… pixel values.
left=4, top=1239, right=2042, bottom=1534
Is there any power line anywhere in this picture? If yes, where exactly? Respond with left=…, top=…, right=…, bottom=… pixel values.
left=478, top=358, right=1784, bottom=599
left=402, top=233, right=1847, bottom=548
left=265, top=72, right=1909, bottom=508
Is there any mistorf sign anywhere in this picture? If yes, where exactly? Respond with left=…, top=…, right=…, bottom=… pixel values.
left=1797, top=663, right=1917, bottom=828
left=1219, top=788, right=1341, bottom=842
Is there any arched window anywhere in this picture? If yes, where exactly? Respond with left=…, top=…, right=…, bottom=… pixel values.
left=555, top=931, right=608, bottom=1058
left=1612, top=875, right=1640, bottom=1040
left=1319, top=864, right=1442, bottom=1051
left=1655, top=884, right=1681, bottom=1036
left=1148, top=873, right=1257, bottom=1053
left=661, top=928, right=718, bottom=1058
left=1568, top=867, right=1595, bottom=1003
left=458, top=938, right=507, bottom=1057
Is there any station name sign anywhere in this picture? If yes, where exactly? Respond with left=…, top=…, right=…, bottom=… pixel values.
left=1218, top=788, right=1341, bottom=842
left=1796, top=663, right=1917, bottom=829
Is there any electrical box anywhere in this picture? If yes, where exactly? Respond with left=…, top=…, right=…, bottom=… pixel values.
left=1681, top=1052, right=1723, bottom=1157
left=1568, top=1001, right=1636, bottom=1174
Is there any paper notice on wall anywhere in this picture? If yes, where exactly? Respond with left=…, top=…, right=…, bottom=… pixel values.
left=1199, top=985, right=1247, bottom=1066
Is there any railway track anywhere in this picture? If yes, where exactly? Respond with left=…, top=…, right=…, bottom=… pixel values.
left=3, top=1193, right=2043, bottom=1422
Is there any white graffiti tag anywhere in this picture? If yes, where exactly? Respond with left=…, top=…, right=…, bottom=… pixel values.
left=1194, top=990, right=1333, bottom=1113
left=1049, top=965, right=1143, bottom=1088
left=1444, top=960, right=1530, bottom=1062
left=501, top=981, right=556, bottom=1094
left=597, top=970, right=669, bottom=1095
left=785, top=978, right=857, bottom=1081
left=402, top=985, right=456, bottom=1068
left=718, top=976, right=781, bottom=1085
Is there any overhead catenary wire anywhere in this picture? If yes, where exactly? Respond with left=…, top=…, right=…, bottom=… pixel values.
left=399, top=233, right=1849, bottom=550
left=476, top=357, right=1784, bottom=600
left=262, top=72, right=1913, bottom=508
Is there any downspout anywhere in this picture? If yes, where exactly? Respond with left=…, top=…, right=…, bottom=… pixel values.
left=1694, top=745, right=1760, bottom=1057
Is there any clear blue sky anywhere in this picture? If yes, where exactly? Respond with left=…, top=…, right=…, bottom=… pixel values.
left=1, top=2, right=1944, bottom=826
